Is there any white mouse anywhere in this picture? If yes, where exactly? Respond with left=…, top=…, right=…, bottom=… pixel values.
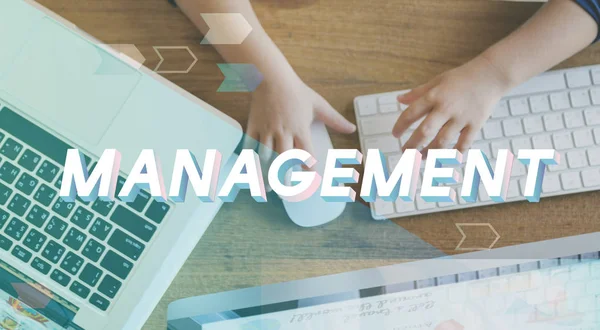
left=281, top=121, right=347, bottom=227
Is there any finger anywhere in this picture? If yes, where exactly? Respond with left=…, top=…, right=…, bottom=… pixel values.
left=392, top=97, right=433, bottom=138
left=315, top=97, right=356, bottom=134
left=242, top=128, right=260, bottom=152
left=423, top=119, right=464, bottom=154
left=402, top=112, right=448, bottom=151
left=397, top=80, right=435, bottom=105
left=454, top=125, right=480, bottom=154
left=275, top=133, right=294, bottom=155
left=258, top=135, right=274, bottom=192
left=294, top=133, right=315, bottom=170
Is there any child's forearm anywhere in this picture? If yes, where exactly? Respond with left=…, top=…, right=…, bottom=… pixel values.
left=479, top=0, right=598, bottom=92
left=174, top=0, right=298, bottom=84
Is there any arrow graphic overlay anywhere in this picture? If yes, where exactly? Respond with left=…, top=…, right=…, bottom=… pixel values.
left=153, top=46, right=198, bottom=74
left=217, top=63, right=264, bottom=92
left=201, top=13, right=253, bottom=45
left=455, top=223, right=500, bottom=251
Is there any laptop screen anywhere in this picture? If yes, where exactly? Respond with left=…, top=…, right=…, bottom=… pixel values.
left=0, top=259, right=81, bottom=330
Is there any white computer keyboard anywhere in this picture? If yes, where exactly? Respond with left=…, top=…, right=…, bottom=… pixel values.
left=354, top=64, right=600, bottom=220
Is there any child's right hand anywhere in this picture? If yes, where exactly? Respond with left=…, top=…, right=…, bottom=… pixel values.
left=392, top=56, right=512, bottom=154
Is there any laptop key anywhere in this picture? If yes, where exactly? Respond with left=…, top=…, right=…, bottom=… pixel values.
left=79, top=263, right=103, bottom=287
left=42, top=240, right=66, bottom=264
left=18, top=149, right=41, bottom=172
left=0, top=182, right=12, bottom=205
left=71, top=207, right=94, bottom=230
left=0, top=138, right=23, bottom=160
left=145, top=201, right=170, bottom=224
left=0, top=162, right=20, bottom=184
left=101, top=250, right=133, bottom=280
left=0, top=234, right=12, bottom=251
left=70, top=281, right=90, bottom=299
left=90, top=218, right=112, bottom=241
left=26, top=205, right=50, bottom=228
left=45, top=216, right=68, bottom=240
left=31, top=257, right=51, bottom=275
left=61, top=252, right=84, bottom=275
left=127, top=190, right=151, bottom=212
left=52, top=199, right=75, bottom=218
left=0, top=209, right=9, bottom=228
left=82, top=238, right=105, bottom=262
left=0, top=132, right=4, bottom=144
left=11, top=245, right=32, bottom=262
left=15, top=173, right=38, bottom=195
left=8, top=193, right=31, bottom=216
left=98, top=274, right=121, bottom=298
left=92, top=200, right=115, bottom=217
left=50, top=269, right=71, bottom=287
left=111, top=206, right=156, bottom=242
left=37, top=161, right=59, bottom=183
left=108, top=229, right=144, bottom=261
left=5, top=218, right=28, bottom=241
left=34, top=184, right=57, bottom=207
left=89, top=293, right=110, bottom=311
left=23, top=229, right=47, bottom=252
left=63, top=227, right=86, bottom=251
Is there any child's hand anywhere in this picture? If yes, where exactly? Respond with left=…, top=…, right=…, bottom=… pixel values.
left=392, top=57, right=511, bottom=154
left=246, top=76, right=356, bottom=160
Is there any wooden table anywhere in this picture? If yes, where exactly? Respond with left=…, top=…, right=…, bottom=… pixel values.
left=37, top=0, right=600, bottom=328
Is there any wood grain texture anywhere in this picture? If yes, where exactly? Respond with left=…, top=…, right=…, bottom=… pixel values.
left=34, top=0, right=600, bottom=328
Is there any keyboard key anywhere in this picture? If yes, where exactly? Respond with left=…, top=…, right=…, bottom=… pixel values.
left=373, top=199, right=394, bottom=216
left=360, top=113, right=399, bottom=136
left=395, top=200, right=416, bottom=213
left=591, top=87, right=600, bottom=104
left=31, top=257, right=51, bottom=275
left=552, top=132, right=574, bottom=150
left=34, top=184, right=57, bottom=207
left=0, top=209, right=8, bottom=228
left=63, top=227, right=86, bottom=251
left=0, top=162, right=20, bottom=184
left=529, top=95, right=550, bottom=113
left=15, top=173, right=38, bottom=195
left=54, top=173, right=63, bottom=190
left=23, top=229, right=46, bottom=252
left=26, top=205, right=50, bottom=228
left=416, top=198, right=436, bottom=210
left=0, top=234, right=13, bottom=251
left=127, top=190, right=151, bottom=212
left=0, top=138, right=23, bottom=160
left=566, top=70, right=592, bottom=88
left=42, top=240, right=66, bottom=264
left=52, top=199, right=75, bottom=218
left=50, top=269, right=71, bottom=287
left=584, top=109, right=600, bottom=125
left=570, top=90, right=591, bottom=107
left=0, top=132, right=4, bottom=144
left=18, top=149, right=41, bottom=172
left=79, top=263, right=103, bottom=287
left=567, top=150, right=588, bottom=168
left=357, top=97, right=377, bottom=116
left=145, top=201, right=170, bottom=224
left=90, top=218, right=112, bottom=241
left=5, top=218, right=28, bottom=241
left=11, top=245, right=32, bottom=262
left=364, top=136, right=400, bottom=153
left=511, top=137, right=532, bottom=152
left=45, top=216, right=68, bottom=240
left=543, top=113, right=564, bottom=131
left=101, top=250, right=133, bottom=280
left=112, top=206, right=156, bottom=242
left=523, top=116, right=544, bottom=134
left=550, top=92, right=570, bottom=110
left=89, top=293, right=110, bottom=311
left=502, top=119, right=523, bottom=137
left=108, top=229, right=144, bottom=261
left=483, top=121, right=503, bottom=140
left=564, top=111, right=585, bottom=128
left=92, top=200, right=115, bottom=217
left=61, top=252, right=84, bottom=275
left=561, top=172, right=582, bottom=190
left=573, top=129, right=594, bottom=148
left=379, top=103, right=398, bottom=113
left=98, top=274, right=122, bottom=298
left=507, top=179, right=520, bottom=199
left=491, top=140, right=511, bottom=156
left=0, top=182, right=12, bottom=205
left=82, top=239, right=105, bottom=262
left=532, top=134, right=553, bottom=149
left=37, top=161, right=59, bottom=183
left=71, top=207, right=94, bottom=230
left=8, top=193, right=30, bottom=216
left=70, top=281, right=90, bottom=299
left=588, top=147, right=600, bottom=166
left=492, top=100, right=509, bottom=118
left=508, top=98, right=529, bottom=115
left=582, top=169, right=600, bottom=187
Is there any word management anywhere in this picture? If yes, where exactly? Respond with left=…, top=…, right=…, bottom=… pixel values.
left=59, top=148, right=559, bottom=204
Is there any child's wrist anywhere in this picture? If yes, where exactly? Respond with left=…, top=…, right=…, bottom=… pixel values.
left=473, top=52, right=516, bottom=96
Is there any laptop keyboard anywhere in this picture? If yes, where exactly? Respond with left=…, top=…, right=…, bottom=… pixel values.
left=0, top=106, right=172, bottom=312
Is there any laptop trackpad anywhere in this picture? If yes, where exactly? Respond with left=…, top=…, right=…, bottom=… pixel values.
left=0, top=18, right=141, bottom=145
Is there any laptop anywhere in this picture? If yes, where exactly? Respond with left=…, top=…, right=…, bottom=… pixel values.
left=167, top=232, right=600, bottom=329
left=0, top=1, right=243, bottom=329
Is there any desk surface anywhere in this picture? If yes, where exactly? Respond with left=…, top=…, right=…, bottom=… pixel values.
left=37, top=0, right=600, bottom=328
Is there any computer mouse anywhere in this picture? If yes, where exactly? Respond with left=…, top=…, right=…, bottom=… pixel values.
left=281, top=121, right=347, bottom=227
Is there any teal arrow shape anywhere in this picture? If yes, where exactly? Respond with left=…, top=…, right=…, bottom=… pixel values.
left=217, top=63, right=264, bottom=92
